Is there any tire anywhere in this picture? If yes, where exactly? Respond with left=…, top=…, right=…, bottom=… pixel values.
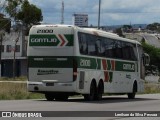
left=55, top=94, right=69, bottom=101
left=127, top=92, right=136, bottom=99
left=45, top=93, right=55, bottom=101
left=84, top=81, right=97, bottom=101
left=127, top=82, right=137, bottom=99
left=96, top=81, right=104, bottom=100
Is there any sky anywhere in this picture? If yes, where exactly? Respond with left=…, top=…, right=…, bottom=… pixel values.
left=7, top=0, right=160, bottom=26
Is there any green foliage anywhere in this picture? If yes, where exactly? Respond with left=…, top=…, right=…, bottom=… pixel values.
left=5, top=0, right=43, bottom=35
left=114, top=24, right=132, bottom=36
left=0, top=13, right=11, bottom=33
left=17, top=0, right=43, bottom=27
left=141, top=41, right=160, bottom=70
left=122, top=25, right=132, bottom=32
left=114, top=28, right=125, bottom=37
left=146, top=22, right=160, bottom=32
left=123, top=25, right=132, bottom=29
left=5, top=0, right=23, bottom=19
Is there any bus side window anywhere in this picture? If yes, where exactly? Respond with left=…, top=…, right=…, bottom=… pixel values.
left=87, top=35, right=96, bottom=56
left=122, top=43, right=131, bottom=60
left=103, top=38, right=114, bottom=58
left=95, top=39, right=101, bottom=55
left=114, top=41, right=123, bottom=59
left=78, top=33, right=88, bottom=55
left=130, top=44, right=137, bottom=61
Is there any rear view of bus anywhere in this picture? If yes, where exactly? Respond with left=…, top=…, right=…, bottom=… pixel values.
left=27, top=25, right=75, bottom=101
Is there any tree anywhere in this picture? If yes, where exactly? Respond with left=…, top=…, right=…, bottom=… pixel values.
left=0, top=13, right=11, bottom=33
left=5, top=0, right=43, bottom=35
left=141, top=41, right=160, bottom=71
left=5, top=0, right=23, bottom=20
left=17, top=0, right=43, bottom=27
left=0, top=0, right=7, bottom=13
left=0, top=13, right=11, bottom=70
left=146, top=22, right=160, bottom=32
left=122, top=25, right=132, bottom=33
left=114, top=28, right=125, bottom=37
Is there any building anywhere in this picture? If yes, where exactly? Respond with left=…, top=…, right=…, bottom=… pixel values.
left=72, top=13, right=88, bottom=27
left=1, top=25, right=27, bottom=77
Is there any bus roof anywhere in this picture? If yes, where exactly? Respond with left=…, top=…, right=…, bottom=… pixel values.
left=30, top=24, right=141, bottom=45
left=77, top=27, right=141, bottom=45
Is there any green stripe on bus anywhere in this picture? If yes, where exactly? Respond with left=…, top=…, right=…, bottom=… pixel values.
left=65, top=35, right=74, bottom=46
left=77, top=57, right=137, bottom=72
left=76, top=57, right=100, bottom=69
left=115, top=61, right=136, bottom=72
left=28, top=56, right=137, bottom=72
left=107, top=60, right=111, bottom=70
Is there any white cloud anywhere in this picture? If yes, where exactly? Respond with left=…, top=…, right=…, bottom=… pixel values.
left=28, top=0, right=160, bottom=25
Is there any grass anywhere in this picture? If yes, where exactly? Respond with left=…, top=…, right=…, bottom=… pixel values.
left=0, top=76, right=27, bottom=81
left=0, top=77, right=159, bottom=100
left=0, top=76, right=44, bottom=100
left=0, top=82, right=44, bottom=100
left=144, top=83, right=160, bottom=94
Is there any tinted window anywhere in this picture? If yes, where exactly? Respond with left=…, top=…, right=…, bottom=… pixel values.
left=78, top=32, right=137, bottom=61
left=78, top=32, right=88, bottom=55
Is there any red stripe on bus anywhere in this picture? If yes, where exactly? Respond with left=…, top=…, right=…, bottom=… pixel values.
left=102, top=59, right=109, bottom=82
left=58, top=34, right=65, bottom=46
left=111, top=60, right=115, bottom=70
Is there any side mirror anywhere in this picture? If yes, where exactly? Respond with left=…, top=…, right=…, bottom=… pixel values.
left=142, top=53, right=150, bottom=66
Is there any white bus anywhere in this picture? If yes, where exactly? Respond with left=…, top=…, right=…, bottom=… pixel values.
left=27, top=24, right=149, bottom=101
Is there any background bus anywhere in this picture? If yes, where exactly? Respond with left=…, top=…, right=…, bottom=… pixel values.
left=27, top=25, right=149, bottom=101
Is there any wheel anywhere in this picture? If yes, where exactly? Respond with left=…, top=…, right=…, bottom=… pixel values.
left=45, top=93, right=55, bottom=101
left=96, top=81, right=104, bottom=100
left=127, top=92, right=136, bottom=99
left=127, top=82, right=137, bottom=99
left=55, top=94, right=69, bottom=101
left=84, top=81, right=97, bottom=101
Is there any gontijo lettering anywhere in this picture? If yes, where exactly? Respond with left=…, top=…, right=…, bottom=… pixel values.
left=30, top=38, right=57, bottom=43
left=123, top=64, right=135, bottom=71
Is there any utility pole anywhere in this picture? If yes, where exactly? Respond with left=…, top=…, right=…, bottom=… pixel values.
left=13, top=41, right=16, bottom=79
left=61, top=1, right=64, bottom=24
left=0, top=33, right=2, bottom=65
left=98, top=0, right=101, bottom=29
left=0, top=33, right=2, bottom=77
left=0, top=31, right=4, bottom=77
left=13, top=31, right=20, bottom=79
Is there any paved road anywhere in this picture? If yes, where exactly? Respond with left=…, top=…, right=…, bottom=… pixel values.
left=142, top=34, right=160, bottom=48
left=0, top=94, right=160, bottom=120
left=124, top=33, right=160, bottom=48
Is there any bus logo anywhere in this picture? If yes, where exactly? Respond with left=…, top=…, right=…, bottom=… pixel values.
left=31, top=38, right=57, bottom=43
left=37, top=69, right=59, bottom=75
left=29, top=34, right=70, bottom=46
left=123, top=64, right=135, bottom=71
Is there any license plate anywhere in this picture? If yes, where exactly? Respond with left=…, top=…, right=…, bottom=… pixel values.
left=46, top=83, right=54, bottom=86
